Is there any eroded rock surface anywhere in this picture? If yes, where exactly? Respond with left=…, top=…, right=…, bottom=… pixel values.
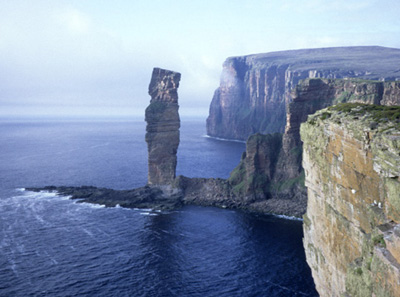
left=207, top=46, right=400, bottom=141
left=301, top=104, right=400, bottom=297
left=145, top=68, right=181, bottom=185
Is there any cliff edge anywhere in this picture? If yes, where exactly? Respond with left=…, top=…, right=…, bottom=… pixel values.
left=301, top=104, right=400, bottom=297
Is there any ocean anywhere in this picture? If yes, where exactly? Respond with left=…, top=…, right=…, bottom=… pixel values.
left=0, top=118, right=318, bottom=296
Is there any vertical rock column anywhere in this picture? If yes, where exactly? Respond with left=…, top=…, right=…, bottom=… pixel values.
left=145, top=68, right=181, bottom=185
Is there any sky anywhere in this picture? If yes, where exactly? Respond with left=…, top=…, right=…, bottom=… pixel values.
left=1, top=0, right=400, bottom=119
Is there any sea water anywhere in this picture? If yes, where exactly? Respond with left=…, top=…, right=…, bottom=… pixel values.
left=0, top=118, right=318, bottom=296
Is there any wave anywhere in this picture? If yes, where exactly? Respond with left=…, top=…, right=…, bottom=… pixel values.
left=273, top=214, right=303, bottom=221
left=139, top=212, right=158, bottom=216
left=20, top=190, right=59, bottom=199
left=133, top=208, right=153, bottom=212
left=79, top=202, right=106, bottom=209
left=202, top=135, right=246, bottom=143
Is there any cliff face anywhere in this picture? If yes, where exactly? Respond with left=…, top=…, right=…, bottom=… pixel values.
left=275, top=78, right=398, bottom=181
left=145, top=68, right=181, bottom=185
left=207, top=46, right=400, bottom=140
left=301, top=104, right=400, bottom=297
left=229, top=133, right=282, bottom=199
left=225, top=79, right=400, bottom=214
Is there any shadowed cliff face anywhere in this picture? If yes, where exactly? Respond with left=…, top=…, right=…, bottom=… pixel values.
left=301, top=105, right=400, bottom=297
left=207, top=46, right=400, bottom=141
left=145, top=68, right=181, bottom=185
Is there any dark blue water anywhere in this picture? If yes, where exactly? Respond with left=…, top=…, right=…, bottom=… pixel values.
left=0, top=119, right=318, bottom=296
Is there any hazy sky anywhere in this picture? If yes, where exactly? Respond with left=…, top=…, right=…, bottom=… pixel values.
left=1, top=0, right=400, bottom=119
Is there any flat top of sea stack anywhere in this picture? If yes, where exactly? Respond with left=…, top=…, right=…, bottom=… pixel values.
left=148, top=67, right=181, bottom=103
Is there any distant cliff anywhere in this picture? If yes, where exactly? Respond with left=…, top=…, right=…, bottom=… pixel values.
left=207, top=46, right=400, bottom=140
left=301, top=104, right=400, bottom=297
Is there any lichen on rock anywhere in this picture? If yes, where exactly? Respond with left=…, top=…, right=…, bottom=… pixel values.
left=301, top=104, right=400, bottom=297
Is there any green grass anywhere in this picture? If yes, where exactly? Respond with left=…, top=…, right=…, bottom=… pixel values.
left=329, top=103, right=400, bottom=120
left=372, top=234, right=386, bottom=248
left=320, top=112, right=331, bottom=120
left=327, top=103, right=400, bottom=128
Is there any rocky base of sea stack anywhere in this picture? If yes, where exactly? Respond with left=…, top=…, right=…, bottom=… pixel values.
left=25, top=174, right=307, bottom=218
left=25, top=185, right=184, bottom=211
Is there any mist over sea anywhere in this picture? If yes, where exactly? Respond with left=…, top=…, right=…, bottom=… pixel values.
left=0, top=119, right=317, bottom=296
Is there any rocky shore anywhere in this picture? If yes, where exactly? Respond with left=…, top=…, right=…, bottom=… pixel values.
left=25, top=185, right=183, bottom=210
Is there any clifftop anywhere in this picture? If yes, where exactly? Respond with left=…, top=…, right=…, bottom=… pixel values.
left=148, top=67, right=181, bottom=103
left=231, top=46, right=400, bottom=78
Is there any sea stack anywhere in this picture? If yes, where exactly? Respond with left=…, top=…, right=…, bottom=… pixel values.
left=145, top=68, right=181, bottom=185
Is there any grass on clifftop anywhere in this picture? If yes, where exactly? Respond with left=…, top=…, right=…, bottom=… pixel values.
left=323, top=103, right=400, bottom=131
left=328, top=103, right=400, bottom=121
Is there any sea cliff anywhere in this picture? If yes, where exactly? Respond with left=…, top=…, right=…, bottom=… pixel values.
left=207, top=46, right=400, bottom=141
left=226, top=78, right=400, bottom=211
left=301, top=104, right=400, bottom=297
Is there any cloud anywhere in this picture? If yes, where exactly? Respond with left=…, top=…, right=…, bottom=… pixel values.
left=57, top=8, right=92, bottom=35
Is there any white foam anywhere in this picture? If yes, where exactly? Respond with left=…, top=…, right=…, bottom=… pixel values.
left=59, top=195, right=72, bottom=200
left=81, top=202, right=106, bottom=209
left=20, top=190, right=58, bottom=199
left=140, top=212, right=158, bottom=216
left=274, top=214, right=303, bottom=221
left=134, top=208, right=153, bottom=212
left=202, top=135, right=246, bottom=143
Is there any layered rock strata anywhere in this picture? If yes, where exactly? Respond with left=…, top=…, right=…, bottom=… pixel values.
left=145, top=68, right=181, bottom=185
left=207, top=46, right=400, bottom=141
left=301, top=104, right=400, bottom=297
left=277, top=78, right=400, bottom=184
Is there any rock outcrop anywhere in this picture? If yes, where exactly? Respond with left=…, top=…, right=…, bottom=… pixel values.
left=301, top=104, right=400, bottom=297
left=145, top=68, right=181, bottom=185
left=26, top=185, right=183, bottom=210
left=207, top=46, right=400, bottom=141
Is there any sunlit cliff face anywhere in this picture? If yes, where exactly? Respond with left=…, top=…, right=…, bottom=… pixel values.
left=301, top=105, right=400, bottom=297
